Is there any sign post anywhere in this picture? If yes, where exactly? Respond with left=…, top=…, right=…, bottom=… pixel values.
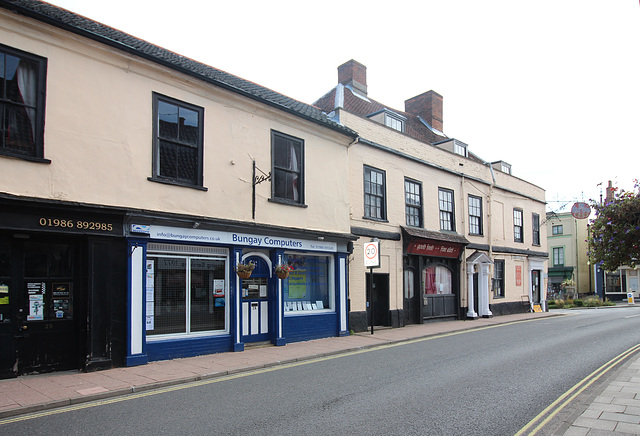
left=364, top=239, right=380, bottom=334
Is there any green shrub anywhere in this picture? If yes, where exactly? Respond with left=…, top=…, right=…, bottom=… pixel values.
left=553, top=299, right=565, bottom=308
left=574, top=299, right=584, bottom=307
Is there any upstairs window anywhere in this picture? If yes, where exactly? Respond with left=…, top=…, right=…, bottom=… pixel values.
left=384, top=113, right=405, bottom=132
left=405, top=178, right=422, bottom=227
left=364, top=165, right=386, bottom=220
left=272, top=131, right=304, bottom=205
left=454, top=139, right=468, bottom=157
left=0, top=44, right=47, bottom=161
left=552, top=225, right=563, bottom=235
left=468, top=195, right=483, bottom=236
left=439, top=188, right=455, bottom=231
left=532, top=213, right=540, bottom=245
left=152, top=93, right=204, bottom=188
left=514, top=209, right=524, bottom=242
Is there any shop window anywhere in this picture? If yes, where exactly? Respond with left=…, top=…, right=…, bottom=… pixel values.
left=605, top=271, right=622, bottom=293
left=493, top=260, right=505, bottom=298
left=439, top=188, right=455, bottom=231
left=364, top=165, right=386, bottom=220
left=146, top=253, right=227, bottom=337
left=404, top=269, right=415, bottom=299
left=282, top=253, right=334, bottom=313
left=423, top=265, right=452, bottom=295
left=514, top=208, right=524, bottom=242
left=151, top=93, right=204, bottom=188
left=405, top=178, right=422, bottom=227
left=468, top=195, right=483, bottom=236
left=0, top=44, right=47, bottom=161
left=271, top=130, right=304, bottom=205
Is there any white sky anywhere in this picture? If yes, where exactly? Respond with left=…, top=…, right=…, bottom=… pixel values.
left=45, top=0, right=640, bottom=212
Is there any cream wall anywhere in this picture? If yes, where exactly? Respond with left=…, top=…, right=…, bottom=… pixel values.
left=0, top=11, right=352, bottom=235
left=547, top=213, right=590, bottom=294
left=340, top=109, right=547, bottom=312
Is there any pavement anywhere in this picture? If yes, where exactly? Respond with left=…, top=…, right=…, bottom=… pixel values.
left=1, top=308, right=640, bottom=435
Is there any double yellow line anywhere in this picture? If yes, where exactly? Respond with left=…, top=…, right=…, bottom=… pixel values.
left=516, top=343, right=640, bottom=435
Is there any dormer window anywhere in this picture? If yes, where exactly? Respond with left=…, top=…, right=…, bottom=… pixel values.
left=492, top=161, right=512, bottom=175
left=384, top=113, right=405, bottom=132
left=453, top=139, right=468, bottom=157
left=367, top=109, right=406, bottom=133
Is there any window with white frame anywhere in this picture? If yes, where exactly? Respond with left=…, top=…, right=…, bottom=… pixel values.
left=282, top=253, right=334, bottom=313
left=405, top=178, right=422, bottom=227
left=439, top=188, right=455, bottom=231
left=454, top=139, right=468, bottom=157
left=146, top=246, right=228, bottom=337
left=553, top=247, right=564, bottom=267
left=514, top=209, right=524, bottom=242
left=385, top=113, right=405, bottom=132
left=468, top=195, right=483, bottom=235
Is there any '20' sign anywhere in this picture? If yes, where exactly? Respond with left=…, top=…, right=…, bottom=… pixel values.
left=364, top=241, right=380, bottom=268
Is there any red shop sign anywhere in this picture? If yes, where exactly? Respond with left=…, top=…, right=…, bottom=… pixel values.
left=407, top=240, right=461, bottom=258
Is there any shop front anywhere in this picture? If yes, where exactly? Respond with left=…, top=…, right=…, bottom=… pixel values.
left=0, top=198, right=126, bottom=379
left=126, top=222, right=351, bottom=366
left=402, top=227, right=468, bottom=324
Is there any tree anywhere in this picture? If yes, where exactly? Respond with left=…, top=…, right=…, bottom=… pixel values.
left=588, top=181, right=640, bottom=271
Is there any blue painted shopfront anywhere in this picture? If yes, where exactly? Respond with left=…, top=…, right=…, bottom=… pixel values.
left=125, top=224, right=350, bottom=366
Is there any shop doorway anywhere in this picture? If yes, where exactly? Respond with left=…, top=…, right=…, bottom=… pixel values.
left=532, top=270, right=541, bottom=304
left=0, top=236, right=82, bottom=377
left=241, top=255, right=272, bottom=343
left=422, top=263, right=457, bottom=320
left=366, top=273, right=390, bottom=327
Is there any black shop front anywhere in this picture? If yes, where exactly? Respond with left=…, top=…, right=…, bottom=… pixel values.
left=401, top=227, right=468, bottom=325
left=0, top=197, right=127, bottom=379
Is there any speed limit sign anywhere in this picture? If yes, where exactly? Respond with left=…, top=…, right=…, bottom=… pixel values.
left=364, top=240, right=380, bottom=268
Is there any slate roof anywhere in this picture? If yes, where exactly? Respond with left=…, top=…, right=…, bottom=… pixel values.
left=314, top=85, right=447, bottom=145
left=0, top=0, right=357, bottom=138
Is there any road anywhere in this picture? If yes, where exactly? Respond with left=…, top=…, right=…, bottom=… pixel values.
left=2, top=307, right=640, bottom=435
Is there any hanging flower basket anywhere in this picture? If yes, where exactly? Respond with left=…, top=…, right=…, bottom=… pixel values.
left=236, top=261, right=255, bottom=279
left=275, top=264, right=292, bottom=279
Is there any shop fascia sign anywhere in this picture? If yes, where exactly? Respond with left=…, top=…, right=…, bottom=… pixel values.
left=145, top=225, right=337, bottom=252
left=407, top=240, right=461, bottom=258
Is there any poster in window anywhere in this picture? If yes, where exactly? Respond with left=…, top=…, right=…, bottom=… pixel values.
left=516, top=266, right=522, bottom=286
left=52, top=283, right=70, bottom=298
left=213, top=279, right=224, bottom=297
left=0, top=284, right=8, bottom=305
left=146, top=316, right=154, bottom=331
left=288, top=270, right=306, bottom=299
left=28, top=294, right=44, bottom=321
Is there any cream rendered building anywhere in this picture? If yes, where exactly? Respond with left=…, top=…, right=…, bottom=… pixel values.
left=0, top=1, right=356, bottom=377
left=315, top=60, right=548, bottom=331
left=546, top=211, right=591, bottom=297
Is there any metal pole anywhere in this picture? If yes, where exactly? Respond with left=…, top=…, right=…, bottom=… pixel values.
left=252, top=160, right=256, bottom=220
left=369, top=266, right=374, bottom=334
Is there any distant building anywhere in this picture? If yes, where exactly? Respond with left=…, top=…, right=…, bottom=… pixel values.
left=314, top=60, right=548, bottom=330
left=546, top=211, right=590, bottom=297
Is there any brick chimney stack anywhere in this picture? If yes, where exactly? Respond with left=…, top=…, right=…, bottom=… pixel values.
left=338, top=59, right=367, bottom=96
left=605, top=180, right=615, bottom=203
left=404, top=90, right=443, bottom=133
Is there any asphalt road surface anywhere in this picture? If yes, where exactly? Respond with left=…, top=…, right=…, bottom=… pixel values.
left=3, top=307, right=640, bottom=435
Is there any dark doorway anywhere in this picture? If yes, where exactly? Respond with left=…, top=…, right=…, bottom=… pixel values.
left=366, top=273, right=390, bottom=327
left=0, top=235, right=84, bottom=377
left=532, top=270, right=541, bottom=304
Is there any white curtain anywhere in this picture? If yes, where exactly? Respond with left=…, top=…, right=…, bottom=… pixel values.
left=16, top=60, right=37, bottom=142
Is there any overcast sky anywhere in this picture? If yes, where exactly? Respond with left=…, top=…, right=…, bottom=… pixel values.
left=45, top=0, right=640, bottom=213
